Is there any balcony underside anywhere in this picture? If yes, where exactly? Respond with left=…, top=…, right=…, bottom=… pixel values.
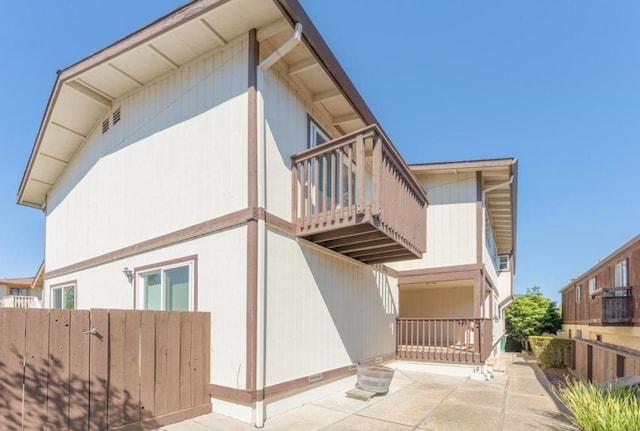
left=301, top=214, right=420, bottom=264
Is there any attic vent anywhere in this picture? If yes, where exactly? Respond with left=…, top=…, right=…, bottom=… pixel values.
left=112, top=107, right=121, bottom=125
left=102, top=118, right=110, bottom=134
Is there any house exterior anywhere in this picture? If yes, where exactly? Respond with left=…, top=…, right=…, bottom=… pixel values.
left=16, top=0, right=517, bottom=426
left=0, top=262, right=44, bottom=308
left=389, top=159, right=518, bottom=366
left=560, top=234, right=640, bottom=381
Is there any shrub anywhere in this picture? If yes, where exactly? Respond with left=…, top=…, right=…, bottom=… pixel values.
left=529, top=336, right=571, bottom=368
left=556, top=377, right=640, bottom=431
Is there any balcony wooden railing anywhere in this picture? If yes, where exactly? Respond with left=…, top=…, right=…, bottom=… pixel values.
left=0, top=295, right=42, bottom=309
left=589, top=286, right=633, bottom=326
left=292, top=125, right=427, bottom=264
left=396, top=318, right=493, bottom=364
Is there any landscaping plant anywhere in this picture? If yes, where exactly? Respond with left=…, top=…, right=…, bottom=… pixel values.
left=556, top=376, right=640, bottom=431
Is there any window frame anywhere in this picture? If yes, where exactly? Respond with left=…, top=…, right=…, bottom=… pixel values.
left=588, top=277, right=597, bottom=295
left=50, top=281, right=77, bottom=309
left=615, top=259, right=628, bottom=287
left=575, top=284, right=582, bottom=303
left=134, top=256, right=197, bottom=312
left=498, top=254, right=510, bottom=272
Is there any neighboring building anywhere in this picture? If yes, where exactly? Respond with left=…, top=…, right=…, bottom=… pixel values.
left=15, top=0, right=517, bottom=426
left=390, top=159, right=518, bottom=365
left=0, top=261, right=44, bottom=308
left=561, top=234, right=640, bottom=349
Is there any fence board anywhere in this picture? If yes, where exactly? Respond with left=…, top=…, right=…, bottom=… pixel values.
left=24, top=309, right=50, bottom=430
left=155, top=312, right=170, bottom=416
left=108, top=309, right=127, bottom=428
left=167, top=312, right=181, bottom=413
left=191, top=312, right=206, bottom=405
left=89, top=309, right=109, bottom=431
left=69, top=309, right=90, bottom=430
left=179, top=312, right=193, bottom=410
left=123, top=311, right=141, bottom=425
left=0, top=308, right=210, bottom=430
left=139, top=312, right=156, bottom=420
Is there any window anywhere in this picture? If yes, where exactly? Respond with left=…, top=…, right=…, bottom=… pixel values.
left=485, top=210, right=498, bottom=268
left=137, top=261, right=194, bottom=311
left=51, top=284, right=75, bottom=309
left=596, top=334, right=602, bottom=342
left=615, top=259, right=628, bottom=287
left=588, top=277, right=597, bottom=294
left=576, top=329, right=582, bottom=339
left=9, top=288, right=28, bottom=296
left=308, top=118, right=355, bottom=211
left=498, top=254, right=510, bottom=271
left=575, top=285, right=581, bottom=302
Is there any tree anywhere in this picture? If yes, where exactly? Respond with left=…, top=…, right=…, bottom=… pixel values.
left=505, top=286, right=562, bottom=350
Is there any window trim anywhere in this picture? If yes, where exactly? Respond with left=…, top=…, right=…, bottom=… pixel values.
left=498, top=254, right=510, bottom=272
left=50, top=280, right=77, bottom=309
left=615, top=259, right=629, bottom=287
left=575, top=284, right=582, bottom=303
left=307, top=115, right=331, bottom=149
left=134, top=255, right=198, bottom=311
left=588, top=277, right=597, bottom=295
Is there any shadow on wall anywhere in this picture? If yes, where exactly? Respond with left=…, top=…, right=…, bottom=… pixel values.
left=0, top=348, right=161, bottom=430
left=300, top=245, right=398, bottom=364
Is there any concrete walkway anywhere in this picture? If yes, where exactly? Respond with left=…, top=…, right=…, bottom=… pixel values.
left=156, top=353, right=575, bottom=431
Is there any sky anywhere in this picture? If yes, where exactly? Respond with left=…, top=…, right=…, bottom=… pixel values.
left=1, top=1, right=639, bottom=304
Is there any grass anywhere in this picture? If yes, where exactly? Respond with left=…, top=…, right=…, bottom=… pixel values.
left=555, top=376, right=640, bottom=431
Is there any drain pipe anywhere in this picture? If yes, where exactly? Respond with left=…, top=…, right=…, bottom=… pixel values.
left=254, top=22, right=303, bottom=429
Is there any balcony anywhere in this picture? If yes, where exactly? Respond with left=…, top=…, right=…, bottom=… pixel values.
left=396, top=318, right=493, bottom=364
left=590, top=286, right=633, bottom=326
left=291, top=125, right=427, bottom=264
left=0, top=295, right=43, bottom=308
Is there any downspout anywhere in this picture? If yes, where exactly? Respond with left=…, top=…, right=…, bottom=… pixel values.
left=482, top=175, right=514, bottom=195
left=254, top=22, right=302, bottom=429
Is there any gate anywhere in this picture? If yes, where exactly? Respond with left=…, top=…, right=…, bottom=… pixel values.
left=0, top=308, right=211, bottom=430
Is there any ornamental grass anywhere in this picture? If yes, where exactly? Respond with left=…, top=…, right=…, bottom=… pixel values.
left=555, top=376, right=640, bottom=431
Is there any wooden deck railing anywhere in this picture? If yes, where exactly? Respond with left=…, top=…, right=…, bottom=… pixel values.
left=0, top=295, right=42, bottom=308
left=396, top=318, right=493, bottom=364
left=292, top=125, right=427, bottom=261
left=602, top=295, right=633, bottom=325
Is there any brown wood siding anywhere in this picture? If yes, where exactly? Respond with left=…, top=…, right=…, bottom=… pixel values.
left=572, top=338, right=640, bottom=383
left=0, top=308, right=211, bottom=430
left=561, top=237, right=640, bottom=326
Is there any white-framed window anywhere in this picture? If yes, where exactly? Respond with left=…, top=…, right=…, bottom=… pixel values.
left=615, top=259, right=628, bottom=287
left=309, top=120, right=329, bottom=148
left=137, top=261, right=194, bottom=311
left=588, top=277, right=597, bottom=294
left=51, top=284, right=76, bottom=309
left=575, top=285, right=582, bottom=303
left=498, top=254, right=510, bottom=271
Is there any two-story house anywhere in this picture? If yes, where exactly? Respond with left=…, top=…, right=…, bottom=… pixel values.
left=17, top=0, right=424, bottom=424
left=16, top=0, right=517, bottom=426
left=0, top=262, right=44, bottom=308
left=390, top=159, right=517, bottom=370
left=560, top=234, right=640, bottom=382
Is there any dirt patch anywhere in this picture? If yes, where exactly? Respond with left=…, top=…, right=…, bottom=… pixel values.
left=542, top=367, right=573, bottom=390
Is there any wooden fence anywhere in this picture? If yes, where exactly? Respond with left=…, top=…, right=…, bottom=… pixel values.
left=0, top=308, right=211, bottom=430
left=572, top=338, right=640, bottom=383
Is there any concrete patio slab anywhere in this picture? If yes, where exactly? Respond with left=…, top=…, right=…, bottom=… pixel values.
left=154, top=352, right=576, bottom=431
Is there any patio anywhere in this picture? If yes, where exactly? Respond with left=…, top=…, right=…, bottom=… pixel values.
left=155, top=353, right=575, bottom=431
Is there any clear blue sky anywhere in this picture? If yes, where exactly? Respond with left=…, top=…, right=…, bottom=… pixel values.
left=1, top=1, right=639, bottom=304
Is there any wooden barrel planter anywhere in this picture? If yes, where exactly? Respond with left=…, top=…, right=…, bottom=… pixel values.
left=356, top=365, right=394, bottom=394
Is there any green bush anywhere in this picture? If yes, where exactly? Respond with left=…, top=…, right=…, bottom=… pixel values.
left=528, top=336, right=571, bottom=368
left=556, top=377, right=640, bottom=431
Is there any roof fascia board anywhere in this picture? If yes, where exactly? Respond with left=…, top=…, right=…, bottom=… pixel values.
left=410, top=158, right=516, bottom=173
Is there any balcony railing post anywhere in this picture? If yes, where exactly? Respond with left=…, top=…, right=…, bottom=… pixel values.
left=371, top=135, right=382, bottom=216
left=355, top=134, right=365, bottom=214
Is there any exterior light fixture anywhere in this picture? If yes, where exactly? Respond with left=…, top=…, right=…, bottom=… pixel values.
left=123, top=267, right=133, bottom=283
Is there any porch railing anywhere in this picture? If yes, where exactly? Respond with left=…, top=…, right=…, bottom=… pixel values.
left=292, top=125, right=427, bottom=260
left=0, top=295, right=42, bottom=308
left=396, top=318, right=493, bottom=364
